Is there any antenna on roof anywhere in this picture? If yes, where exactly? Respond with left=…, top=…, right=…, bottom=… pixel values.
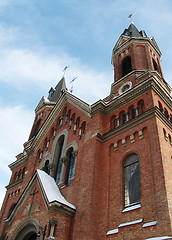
left=128, top=12, right=136, bottom=23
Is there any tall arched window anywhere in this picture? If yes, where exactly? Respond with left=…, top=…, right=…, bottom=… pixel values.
left=124, top=154, right=140, bottom=207
left=66, top=148, right=76, bottom=185
left=54, top=136, right=64, bottom=184
left=122, top=56, right=132, bottom=77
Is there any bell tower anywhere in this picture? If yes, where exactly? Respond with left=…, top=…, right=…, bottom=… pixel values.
left=109, top=23, right=168, bottom=99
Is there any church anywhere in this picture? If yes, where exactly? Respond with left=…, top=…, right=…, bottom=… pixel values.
left=0, top=23, right=172, bottom=240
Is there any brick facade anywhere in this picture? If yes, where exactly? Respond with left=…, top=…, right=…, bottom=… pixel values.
left=0, top=23, right=172, bottom=240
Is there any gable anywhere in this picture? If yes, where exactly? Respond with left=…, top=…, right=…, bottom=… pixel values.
left=4, top=170, right=76, bottom=226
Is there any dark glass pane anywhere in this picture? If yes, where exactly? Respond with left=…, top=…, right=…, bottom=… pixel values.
left=66, top=153, right=75, bottom=185
left=132, top=108, right=135, bottom=119
left=122, top=114, right=126, bottom=124
left=124, top=154, right=140, bottom=206
left=55, top=140, right=64, bottom=184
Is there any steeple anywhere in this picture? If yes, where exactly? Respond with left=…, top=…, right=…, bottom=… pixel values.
left=122, top=22, right=147, bottom=38
left=111, top=23, right=164, bottom=87
left=48, top=77, right=67, bottom=102
left=107, top=23, right=172, bottom=100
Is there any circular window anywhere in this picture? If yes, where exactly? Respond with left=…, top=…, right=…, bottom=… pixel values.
left=122, top=84, right=130, bottom=93
left=119, top=82, right=132, bottom=95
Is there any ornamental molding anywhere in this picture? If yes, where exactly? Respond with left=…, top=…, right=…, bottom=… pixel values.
left=91, top=75, right=172, bottom=117
left=31, top=92, right=91, bottom=151
left=113, top=36, right=161, bottom=58
left=96, top=107, right=172, bottom=142
left=9, top=155, right=28, bottom=171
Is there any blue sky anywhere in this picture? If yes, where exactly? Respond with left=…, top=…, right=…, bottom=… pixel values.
left=0, top=0, right=172, bottom=208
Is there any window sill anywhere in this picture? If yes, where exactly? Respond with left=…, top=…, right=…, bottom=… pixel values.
left=122, top=203, right=141, bottom=213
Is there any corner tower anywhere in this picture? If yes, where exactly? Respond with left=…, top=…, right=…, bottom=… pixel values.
left=109, top=23, right=170, bottom=99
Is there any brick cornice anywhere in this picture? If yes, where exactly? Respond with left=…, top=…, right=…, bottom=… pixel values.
left=113, top=36, right=161, bottom=58
left=30, top=92, right=91, bottom=151
left=6, top=178, right=23, bottom=190
left=91, top=74, right=172, bottom=117
left=9, top=155, right=28, bottom=171
left=96, top=107, right=172, bottom=142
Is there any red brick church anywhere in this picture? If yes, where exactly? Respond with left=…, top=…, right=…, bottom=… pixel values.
left=0, top=23, right=172, bottom=240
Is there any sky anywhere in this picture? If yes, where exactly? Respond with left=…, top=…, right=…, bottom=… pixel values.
left=0, top=0, right=172, bottom=208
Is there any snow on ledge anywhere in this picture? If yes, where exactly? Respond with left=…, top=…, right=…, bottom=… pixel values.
left=106, top=228, right=119, bottom=235
left=43, top=96, right=50, bottom=103
left=142, top=221, right=157, bottom=228
left=119, top=218, right=143, bottom=228
left=37, top=169, right=76, bottom=210
left=122, top=203, right=141, bottom=212
left=145, top=236, right=172, bottom=240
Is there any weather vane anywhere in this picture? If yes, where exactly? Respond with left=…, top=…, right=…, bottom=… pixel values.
left=63, top=65, right=69, bottom=77
left=69, top=77, right=77, bottom=93
left=128, top=12, right=136, bottom=23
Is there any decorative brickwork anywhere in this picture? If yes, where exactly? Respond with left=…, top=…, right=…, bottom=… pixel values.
left=0, top=23, right=172, bottom=240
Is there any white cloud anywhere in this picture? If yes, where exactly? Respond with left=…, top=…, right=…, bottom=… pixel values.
left=0, top=105, right=34, bottom=175
left=0, top=46, right=112, bottom=103
left=0, top=105, right=34, bottom=209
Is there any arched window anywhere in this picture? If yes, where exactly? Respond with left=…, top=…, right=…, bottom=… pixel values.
left=128, top=105, right=135, bottom=120
left=119, top=110, right=126, bottom=125
left=124, top=154, right=140, bottom=207
left=43, top=160, right=50, bottom=175
left=164, top=108, right=169, bottom=119
left=122, top=56, right=132, bottom=77
left=22, top=167, right=26, bottom=178
left=54, top=136, right=64, bottom=184
left=65, top=148, right=76, bottom=185
left=158, top=101, right=163, bottom=112
left=137, top=100, right=145, bottom=114
left=62, top=106, right=67, bottom=117
left=30, top=119, right=41, bottom=139
left=152, top=58, right=159, bottom=72
left=18, top=169, right=22, bottom=180
left=110, top=115, right=116, bottom=129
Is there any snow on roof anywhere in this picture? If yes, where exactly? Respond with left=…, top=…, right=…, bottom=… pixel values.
left=106, top=228, right=119, bottom=235
left=37, top=169, right=76, bottom=210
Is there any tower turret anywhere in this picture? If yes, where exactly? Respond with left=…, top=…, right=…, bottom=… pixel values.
left=109, top=23, right=170, bottom=100
left=112, top=23, right=163, bottom=81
